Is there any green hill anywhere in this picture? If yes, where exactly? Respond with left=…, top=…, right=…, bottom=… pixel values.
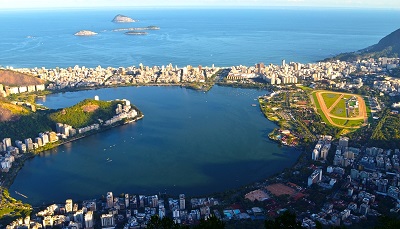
left=0, top=100, right=54, bottom=140
left=325, top=28, right=400, bottom=61
left=49, top=99, right=120, bottom=128
left=0, top=99, right=125, bottom=141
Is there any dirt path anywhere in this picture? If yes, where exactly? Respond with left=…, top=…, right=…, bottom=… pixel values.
left=327, top=94, right=344, bottom=113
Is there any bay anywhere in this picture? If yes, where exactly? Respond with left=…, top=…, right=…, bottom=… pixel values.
left=0, top=8, right=399, bottom=68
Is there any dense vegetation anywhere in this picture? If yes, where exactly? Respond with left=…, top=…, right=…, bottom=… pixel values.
left=264, top=211, right=303, bottom=229
left=0, top=99, right=30, bottom=117
left=0, top=99, right=54, bottom=140
left=49, top=99, right=119, bottom=128
left=370, top=109, right=400, bottom=148
left=389, top=67, right=400, bottom=78
left=0, top=112, right=54, bottom=140
left=0, top=189, right=32, bottom=227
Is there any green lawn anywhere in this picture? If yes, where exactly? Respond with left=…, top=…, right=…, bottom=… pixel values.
left=321, top=93, right=341, bottom=109
left=330, top=98, right=347, bottom=117
left=312, top=92, right=330, bottom=124
left=330, top=117, right=348, bottom=126
left=346, top=119, right=364, bottom=127
left=312, top=91, right=366, bottom=129
left=297, top=85, right=313, bottom=93
left=364, top=96, right=373, bottom=123
left=330, top=117, right=364, bottom=128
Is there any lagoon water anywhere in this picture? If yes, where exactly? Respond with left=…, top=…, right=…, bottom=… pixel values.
left=10, top=86, right=300, bottom=205
left=3, top=8, right=400, bottom=205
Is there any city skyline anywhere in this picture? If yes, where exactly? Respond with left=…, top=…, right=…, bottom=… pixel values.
left=1, top=0, right=400, bottom=9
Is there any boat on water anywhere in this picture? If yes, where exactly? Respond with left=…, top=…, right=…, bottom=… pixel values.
left=251, top=104, right=257, bottom=107
left=15, top=191, right=28, bottom=198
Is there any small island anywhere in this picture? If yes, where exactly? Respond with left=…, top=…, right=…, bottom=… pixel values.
left=74, top=30, right=97, bottom=36
left=112, top=14, right=136, bottom=23
left=113, top=26, right=160, bottom=32
left=125, top=31, right=148, bottom=36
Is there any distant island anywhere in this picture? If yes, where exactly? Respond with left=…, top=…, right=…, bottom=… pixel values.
left=112, top=14, right=136, bottom=23
left=125, top=31, right=148, bottom=36
left=326, top=28, right=400, bottom=61
left=113, top=26, right=160, bottom=32
left=74, top=30, right=97, bottom=36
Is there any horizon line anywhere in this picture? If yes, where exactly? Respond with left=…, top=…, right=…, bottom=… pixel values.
left=1, top=5, right=400, bottom=11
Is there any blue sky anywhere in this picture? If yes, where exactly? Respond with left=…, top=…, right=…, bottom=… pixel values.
left=1, top=0, right=399, bottom=9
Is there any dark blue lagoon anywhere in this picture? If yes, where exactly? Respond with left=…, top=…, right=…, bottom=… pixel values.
left=10, top=86, right=300, bottom=205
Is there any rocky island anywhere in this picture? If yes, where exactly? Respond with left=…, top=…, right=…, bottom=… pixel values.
left=113, top=26, right=160, bottom=32
left=112, top=14, right=136, bottom=23
left=125, top=31, right=148, bottom=36
left=74, top=30, right=97, bottom=36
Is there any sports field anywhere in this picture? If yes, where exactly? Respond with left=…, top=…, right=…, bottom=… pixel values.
left=312, top=90, right=367, bottom=129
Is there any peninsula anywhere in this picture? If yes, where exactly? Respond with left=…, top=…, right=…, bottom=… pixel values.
left=112, top=14, right=136, bottom=23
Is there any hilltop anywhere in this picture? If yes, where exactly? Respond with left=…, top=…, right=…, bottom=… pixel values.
left=0, top=69, right=45, bottom=86
left=325, top=28, right=400, bottom=61
left=49, top=99, right=120, bottom=128
left=0, top=100, right=52, bottom=141
left=0, top=69, right=44, bottom=87
left=0, top=100, right=30, bottom=122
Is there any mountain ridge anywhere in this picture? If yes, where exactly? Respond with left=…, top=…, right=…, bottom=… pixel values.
left=325, top=28, right=400, bottom=61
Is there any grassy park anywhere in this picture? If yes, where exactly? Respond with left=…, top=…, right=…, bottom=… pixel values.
left=312, top=90, right=367, bottom=129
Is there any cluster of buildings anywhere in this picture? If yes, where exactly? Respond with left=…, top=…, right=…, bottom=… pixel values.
left=104, top=63, right=219, bottom=85
left=104, top=99, right=138, bottom=126
left=0, top=132, right=58, bottom=172
left=373, top=76, right=400, bottom=96
left=0, top=83, right=45, bottom=97
left=6, top=193, right=220, bottom=229
left=302, top=135, right=400, bottom=228
left=356, top=57, right=399, bottom=74
left=6, top=63, right=220, bottom=91
left=3, top=57, right=399, bottom=93
left=311, top=135, right=332, bottom=161
left=227, top=60, right=354, bottom=85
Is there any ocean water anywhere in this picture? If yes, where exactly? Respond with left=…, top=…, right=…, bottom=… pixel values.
left=0, top=8, right=399, bottom=69
left=4, top=8, right=400, bottom=205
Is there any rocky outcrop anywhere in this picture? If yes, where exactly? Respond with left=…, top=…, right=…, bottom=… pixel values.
left=74, top=30, right=98, bottom=36
left=112, top=14, right=136, bottom=23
